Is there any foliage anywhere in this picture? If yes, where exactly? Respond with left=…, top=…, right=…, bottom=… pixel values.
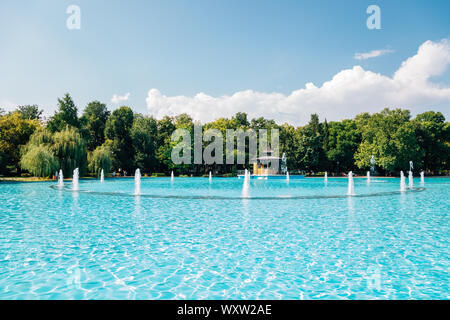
left=17, top=105, right=43, bottom=120
left=0, top=94, right=447, bottom=177
left=80, top=101, right=110, bottom=151
left=88, top=144, right=113, bottom=177
left=294, top=114, right=326, bottom=172
left=413, top=111, right=449, bottom=172
left=20, top=145, right=58, bottom=177
left=0, top=111, right=41, bottom=174
left=131, top=114, right=158, bottom=172
left=354, top=108, right=423, bottom=173
left=105, top=106, right=134, bottom=171
left=325, top=120, right=360, bottom=172
left=52, top=127, right=87, bottom=177
left=47, top=93, right=80, bottom=133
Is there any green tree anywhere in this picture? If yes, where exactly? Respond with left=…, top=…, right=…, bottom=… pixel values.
left=80, top=101, right=110, bottom=151
left=232, top=112, right=249, bottom=127
left=413, top=111, right=449, bottom=172
left=88, top=144, right=113, bottom=177
left=105, top=106, right=134, bottom=171
left=294, top=114, right=325, bottom=172
left=47, top=93, right=80, bottom=133
left=131, top=115, right=158, bottom=172
left=156, top=116, right=176, bottom=172
left=52, top=127, right=87, bottom=177
left=355, top=108, right=422, bottom=173
left=172, top=114, right=195, bottom=174
left=325, top=120, right=360, bottom=173
left=279, top=123, right=297, bottom=171
left=17, top=105, right=43, bottom=120
left=20, top=145, right=58, bottom=177
left=0, top=111, right=41, bottom=174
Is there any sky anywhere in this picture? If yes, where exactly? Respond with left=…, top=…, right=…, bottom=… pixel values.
left=0, top=0, right=449, bottom=125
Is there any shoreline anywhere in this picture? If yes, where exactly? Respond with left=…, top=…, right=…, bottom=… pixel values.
left=1, top=175, right=448, bottom=183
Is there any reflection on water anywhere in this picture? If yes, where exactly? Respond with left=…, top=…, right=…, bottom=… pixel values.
left=0, top=177, right=448, bottom=299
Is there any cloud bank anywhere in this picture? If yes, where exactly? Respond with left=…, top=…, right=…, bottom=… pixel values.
left=354, top=49, right=394, bottom=60
left=111, top=92, right=130, bottom=104
left=146, top=39, right=450, bottom=125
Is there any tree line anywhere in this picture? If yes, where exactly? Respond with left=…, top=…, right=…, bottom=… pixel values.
left=0, top=93, right=448, bottom=178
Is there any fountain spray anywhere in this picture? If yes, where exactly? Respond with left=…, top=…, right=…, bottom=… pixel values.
left=347, top=171, right=355, bottom=196
left=400, top=171, right=406, bottom=192
left=72, top=168, right=79, bottom=191
left=58, top=169, right=64, bottom=187
left=134, top=168, right=141, bottom=195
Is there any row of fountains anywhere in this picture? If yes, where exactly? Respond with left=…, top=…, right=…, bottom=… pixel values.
left=57, top=160, right=424, bottom=197
left=342, top=169, right=424, bottom=196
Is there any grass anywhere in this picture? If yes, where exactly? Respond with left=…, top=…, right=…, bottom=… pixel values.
left=0, top=176, right=54, bottom=182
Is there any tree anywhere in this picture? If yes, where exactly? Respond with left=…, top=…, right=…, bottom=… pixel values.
left=20, top=145, right=58, bottom=177
left=156, top=116, right=176, bottom=172
left=105, top=106, right=134, bottom=171
left=88, top=144, right=113, bottom=177
left=172, top=114, right=195, bottom=174
left=232, top=112, right=249, bottom=127
left=279, top=123, right=297, bottom=171
left=294, top=114, right=325, bottom=172
left=131, top=115, right=158, bottom=172
left=17, top=105, right=43, bottom=120
left=52, top=127, right=87, bottom=177
left=47, top=93, right=80, bottom=133
left=355, top=108, right=422, bottom=173
left=325, top=120, right=360, bottom=173
left=413, top=111, right=449, bottom=172
left=80, top=101, right=110, bottom=151
left=0, top=111, right=41, bottom=174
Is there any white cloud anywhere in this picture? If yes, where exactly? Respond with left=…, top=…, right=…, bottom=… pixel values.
left=146, top=39, right=450, bottom=126
left=354, top=49, right=394, bottom=60
left=111, top=92, right=130, bottom=104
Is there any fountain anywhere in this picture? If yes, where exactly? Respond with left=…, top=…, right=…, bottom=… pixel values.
left=134, top=168, right=141, bottom=195
left=209, top=171, right=212, bottom=182
left=370, top=155, right=376, bottom=175
left=347, top=171, right=355, bottom=196
left=286, top=171, right=290, bottom=181
left=171, top=171, right=174, bottom=181
left=400, top=171, right=406, bottom=192
left=281, top=153, right=287, bottom=174
left=408, top=170, right=414, bottom=189
left=324, top=171, right=328, bottom=184
left=58, top=169, right=64, bottom=187
left=367, top=171, right=371, bottom=184
left=72, top=168, right=79, bottom=191
left=100, top=169, right=104, bottom=183
left=420, top=171, right=425, bottom=185
left=242, top=169, right=250, bottom=197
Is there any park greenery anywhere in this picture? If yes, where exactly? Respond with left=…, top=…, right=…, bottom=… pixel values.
left=0, top=93, right=449, bottom=178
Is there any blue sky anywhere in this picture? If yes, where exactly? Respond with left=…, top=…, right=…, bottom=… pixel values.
left=0, top=0, right=449, bottom=124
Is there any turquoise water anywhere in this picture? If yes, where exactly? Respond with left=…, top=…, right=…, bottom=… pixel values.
left=0, top=177, right=448, bottom=299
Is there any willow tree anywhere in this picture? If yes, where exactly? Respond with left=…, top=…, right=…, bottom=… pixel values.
left=20, top=145, right=58, bottom=177
left=52, top=127, right=87, bottom=177
left=88, top=144, right=113, bottom=177
left=0, top=111, right=41, bottom=174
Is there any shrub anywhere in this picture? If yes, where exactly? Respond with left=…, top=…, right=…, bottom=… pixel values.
left=88, top=144, right=113, bottom=177
left=151, top=172, right=166, bottom=177
left=20, top=145, right=58, bottom=177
